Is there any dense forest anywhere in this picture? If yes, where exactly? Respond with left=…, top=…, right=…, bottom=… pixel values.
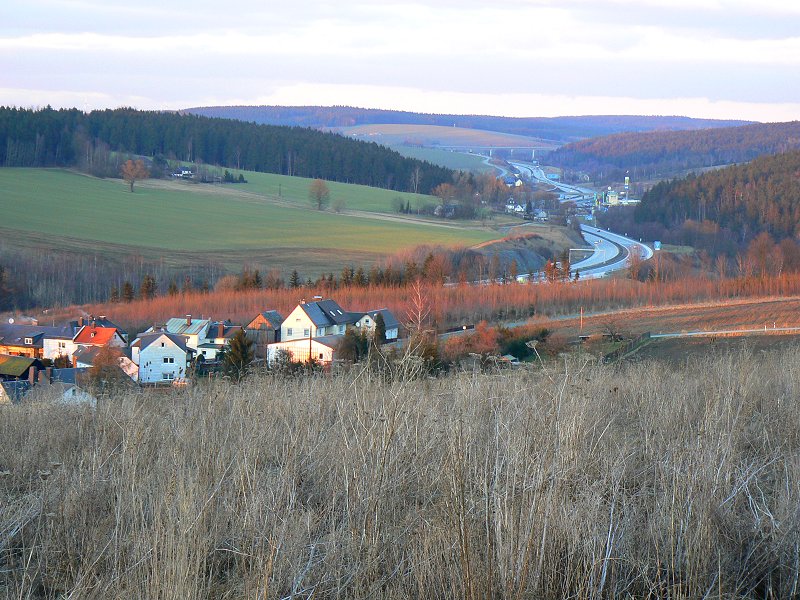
left=0, top=106, right=454, bottom=192
left=595, top=150, right=800, bottom=265
left=184, top=105, right=748, bottom=143
left=549, top=121, right=800, bottom=180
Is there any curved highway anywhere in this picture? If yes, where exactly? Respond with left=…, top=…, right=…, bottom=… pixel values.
left=573, top=225, right=654, bottom=278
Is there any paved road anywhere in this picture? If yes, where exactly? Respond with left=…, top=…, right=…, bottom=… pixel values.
left=573, top=225, right=654, bottom=279
left=510, top=160, right=595, bottom=201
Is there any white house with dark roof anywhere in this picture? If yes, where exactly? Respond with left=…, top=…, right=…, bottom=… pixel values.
left=280, top=299, right=362, bottom=342
left=196, top=321, right=244, bottom=361
left=356, top=308, right=400, bottom=342
left=131, top=332, right=194, bottom=384
left=267, top=335, right=343, bottom=366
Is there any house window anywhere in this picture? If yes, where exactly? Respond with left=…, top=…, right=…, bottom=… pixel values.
left=303, top=329, right=310, bottom=337
left=287, top=328, right=293, bottom=336
left=161, top=342, right=165, bottom=347
left=317, top=327, right=325, bottom=336
left=24, top=337, right=33, bottom=345
left=163, top=357, right=175, bottom=364
left=319, top=353, right=324, bottom=360
left=162, top=372, right=174, bottom=380
left=58, top=342, right=66, bottom=350
left=339, top=325, right=345, bottom=334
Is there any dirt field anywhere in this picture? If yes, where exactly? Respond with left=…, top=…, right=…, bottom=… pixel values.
left=536, top=296, right=800, bottom=338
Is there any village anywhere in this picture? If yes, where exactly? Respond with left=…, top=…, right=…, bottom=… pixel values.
left=0, top=298, right=399, bottom=404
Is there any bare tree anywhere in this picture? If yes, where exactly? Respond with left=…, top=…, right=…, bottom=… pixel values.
left=121, top=159, right=149, bottom=192
left=410, top=165, right=422, bottom=194
left=308, top=178, right=330, bottom=210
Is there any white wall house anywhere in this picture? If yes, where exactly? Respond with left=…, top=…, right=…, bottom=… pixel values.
left=131, top=332, right=193, bottom=384
left=356, top=308, right=400, bottom=342
left=42, top=335, right=77, bottom=361
left=280, top=299, right=357, bottom=342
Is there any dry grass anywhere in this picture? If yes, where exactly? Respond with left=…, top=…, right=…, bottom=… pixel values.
left=2, top=348, right=800, bottom=598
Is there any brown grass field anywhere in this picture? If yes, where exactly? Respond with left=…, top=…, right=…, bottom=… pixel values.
left=2, top=348, right=800, bottom=597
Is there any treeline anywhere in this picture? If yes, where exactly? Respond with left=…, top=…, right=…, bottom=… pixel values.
left=185, top=105, right=748, bottom=143
left=0, top=106, right=454, bottom=192
left=549, top=120, right=800, bottom=180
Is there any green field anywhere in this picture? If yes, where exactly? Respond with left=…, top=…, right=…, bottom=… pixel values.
left=335, top=124, right=553, bottom=148
left=390, top=147, right=496, bottom=172
left=0, top=169, right=498, bottom=272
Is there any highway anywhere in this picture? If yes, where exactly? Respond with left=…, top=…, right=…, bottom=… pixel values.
left=572, top=225, right=654, bottom=279
left=510, top=160, right=595, bottom=202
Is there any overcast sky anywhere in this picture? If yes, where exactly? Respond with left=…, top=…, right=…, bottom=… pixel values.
left=2, top=0, right=799, bottom=121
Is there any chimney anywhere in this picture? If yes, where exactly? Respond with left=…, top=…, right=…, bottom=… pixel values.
left=78, top=316, right=84, bottom=327
left=186, top=315, right=192, bottom=326
left=218, top=322, right=224, bottom=338
left=39, top=370, right=47, bottom=384
left=28, top=366, right=37, bottom=385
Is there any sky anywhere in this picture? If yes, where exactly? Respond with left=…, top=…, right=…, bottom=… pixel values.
left=2, top=0, right=799, bottom=122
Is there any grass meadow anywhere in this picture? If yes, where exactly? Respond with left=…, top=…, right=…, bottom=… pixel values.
left=0, top=169, right=497, bottom=271
left=335, top=124, right=555, bottom=148
left=385, top=147, right=496, bottom=173
left=2, top=346, right=800, bottom=598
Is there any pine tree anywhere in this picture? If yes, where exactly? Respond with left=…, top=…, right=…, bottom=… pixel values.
left=373, top=312, right=387, bottom=345
left=182, top=275, right=194, bottom=294
left=222, top=329, right=254, bottom=382
left=109, top=286, right=120, bottom=303
left=289, top=270, right=301, bottom=289
left=140, top=274, right=157, bottom=300
left=167, top=279, right=179, bottom=296
left=122, top=281, right=135, bottom=302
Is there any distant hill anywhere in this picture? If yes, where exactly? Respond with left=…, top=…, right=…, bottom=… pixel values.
left=182, top=106, right=750, bottom=144
left=549, top=121, right=800, bottom=180
left=0, top=107, right=454, bottom=193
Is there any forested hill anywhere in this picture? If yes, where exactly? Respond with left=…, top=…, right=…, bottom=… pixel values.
left=182, top=105, right=749, bottom=143
left=549, top=121, right=800, bottom=179
left=635, top=150, right=800, bottom=243
left=0, top=107, right=454, bottom=193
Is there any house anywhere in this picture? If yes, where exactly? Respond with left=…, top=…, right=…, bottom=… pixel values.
left=246, top=310, right=283, bottom=359
left=0, top=366, right=94, bottom=405
left=72, top=324, right=127, bottom=350
left=0, top=323, right=75, bottom=359
left=162, top=316, right=211, bottom=351
left=70, top=315, right=128, bottom=343
left=356, top=308, right=400, bottom=342
left=267, top=335, right=343, bottom=366
left=0, top=354, right=45, bottom=381
left=131, top=332, right=194, bottom=384
left=280, top=299, right=361, bottom=342
left=71, top=346, right=137, bottom=379
left=172, top=167, right=194, bottom=179
left=196, top=321, right=244, bottom=361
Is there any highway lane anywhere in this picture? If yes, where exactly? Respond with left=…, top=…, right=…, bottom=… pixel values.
left=572, top=225, right=653, bottom=278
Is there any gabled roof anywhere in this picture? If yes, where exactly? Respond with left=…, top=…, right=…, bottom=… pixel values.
left=0, top=380, right=31, bottom=403
left=208, top=322, right=243, bottom=340
left=73, top=346, right=102, bottom=366
left=0, top=354, right=37, bottom=377
left=165, top=317, right=211, bottom=336
left=73, top=326, right=121, bottom=346
left=134, top=332, right=192, bottom=354
left=301, top=299, right=361, bottom=327
left=249, top=310, right=283, bottom=330
left=51, top=368, right=89, bottom=385
left=363, top=308, right=400, bottom=330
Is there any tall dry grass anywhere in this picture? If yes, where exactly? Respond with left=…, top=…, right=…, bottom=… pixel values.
left=2, top=345, right=800, bottom=598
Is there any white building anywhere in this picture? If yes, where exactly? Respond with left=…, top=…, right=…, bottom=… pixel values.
left=131, top=332, right=194, bottom=384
